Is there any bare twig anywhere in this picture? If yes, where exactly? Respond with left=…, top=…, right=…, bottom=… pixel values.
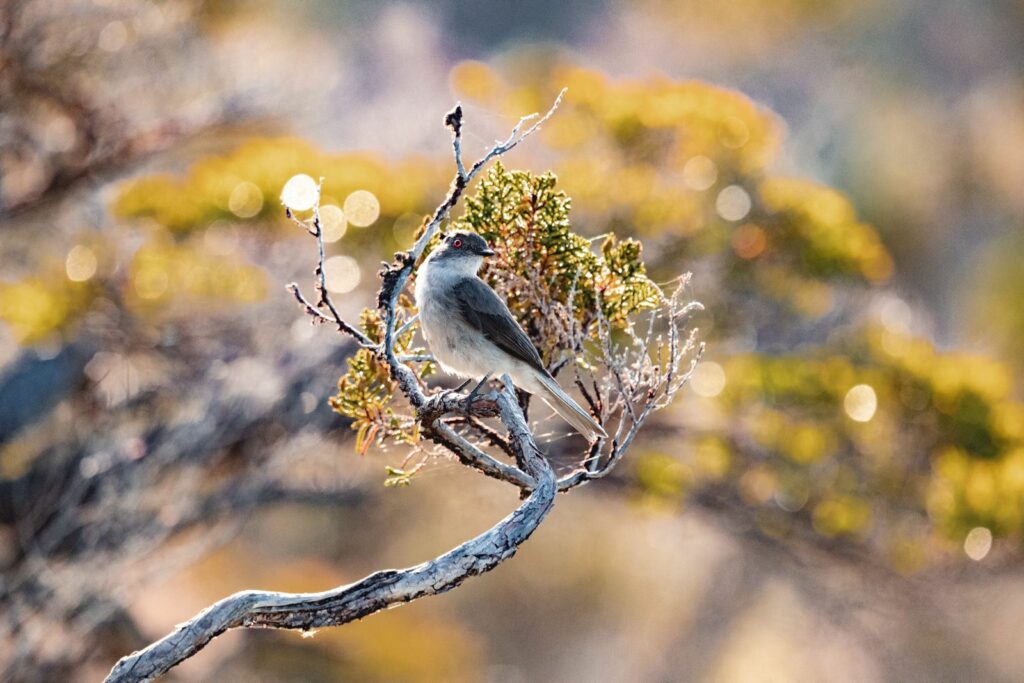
left=394, top=313, right=420, bottom=339
left=428, top=419, right=535, bottom=489
left=286, top=200, right=375, bottom=348
left=449, top=415, right=518, bottom=461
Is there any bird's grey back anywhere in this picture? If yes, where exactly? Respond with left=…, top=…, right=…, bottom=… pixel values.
left=446, top=276, right=546, bottom=375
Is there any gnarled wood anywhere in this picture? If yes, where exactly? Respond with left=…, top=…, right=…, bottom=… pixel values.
left=106, top=383, right=554, bottom=683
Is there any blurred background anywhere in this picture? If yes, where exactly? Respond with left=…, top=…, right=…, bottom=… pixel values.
left=3, top=0, right=1024, bottom=680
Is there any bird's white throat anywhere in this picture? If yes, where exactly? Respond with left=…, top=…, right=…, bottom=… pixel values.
left=421, top=252, right=484, bottom=280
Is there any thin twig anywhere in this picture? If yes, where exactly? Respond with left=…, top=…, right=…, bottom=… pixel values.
left=394, top=313, right=420, bottom=340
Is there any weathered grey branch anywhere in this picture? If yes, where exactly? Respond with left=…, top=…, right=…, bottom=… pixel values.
left=106, top=381, right=554, bottom=683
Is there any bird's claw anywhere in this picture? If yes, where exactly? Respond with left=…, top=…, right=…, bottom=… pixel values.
left=462, top=373, right=492, bottom=412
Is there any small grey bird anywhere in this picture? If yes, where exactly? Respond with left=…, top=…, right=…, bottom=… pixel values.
left=415, top=230, right=607, bottom=441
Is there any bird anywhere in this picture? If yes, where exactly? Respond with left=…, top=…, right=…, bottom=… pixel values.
left=414, top=230, right=607, bottom=442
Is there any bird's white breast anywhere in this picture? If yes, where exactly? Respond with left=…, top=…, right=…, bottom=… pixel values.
left=414, top=258, right=516, bottom=380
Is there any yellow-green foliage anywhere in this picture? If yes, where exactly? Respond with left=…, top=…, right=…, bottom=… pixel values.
left=0, top=275, right=97, bottom=344
left=452, top=62, right=893, bottom=321
left=454, top=164, right=662, bottom=352
left=453, top=61, right=776, bottom=222
left=126, top=237, right=268, bottom=309
left=95, top=66, right=894, bottom=345
left=757, top=178, right=893, bottom=284
left=692, top=324, right=1024, bottom=564
left=329, top=304, right=433, bottom=455
left=0, top=233, right=268, bottom=346
left=113, top=137, right=444, bottom=245
left=966, top=235, right=1024, bottom=371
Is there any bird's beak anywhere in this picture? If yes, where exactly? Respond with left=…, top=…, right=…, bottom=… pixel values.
left=479, top=247, right=496, bottom=257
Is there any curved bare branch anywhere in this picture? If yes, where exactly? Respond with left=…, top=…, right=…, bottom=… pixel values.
left=106, top=384, right=555, bottom=683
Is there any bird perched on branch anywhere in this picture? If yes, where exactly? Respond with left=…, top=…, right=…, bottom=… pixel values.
left=415, top=230, right=607, bottom=441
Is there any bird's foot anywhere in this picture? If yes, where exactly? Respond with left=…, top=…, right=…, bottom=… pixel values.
left=438, top=379, right=472, bottom=408
left=463, top=373, right=493, bottom=412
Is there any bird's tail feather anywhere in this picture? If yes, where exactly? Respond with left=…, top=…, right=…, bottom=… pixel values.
left=534, top=371, right=607, bottom=442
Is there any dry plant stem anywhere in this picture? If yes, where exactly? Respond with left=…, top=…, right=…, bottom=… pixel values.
left=286, top=205, right=375, bottom=348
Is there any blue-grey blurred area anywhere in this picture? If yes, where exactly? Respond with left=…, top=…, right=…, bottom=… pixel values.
left=2, top=1, right=1024, bottom=681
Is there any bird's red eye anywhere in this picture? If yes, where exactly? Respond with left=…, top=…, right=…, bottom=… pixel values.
left=453, top=238, right=463, bottom=249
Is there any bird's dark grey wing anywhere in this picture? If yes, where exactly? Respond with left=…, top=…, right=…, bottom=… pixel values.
left=450, top=277, right=546, bottom=374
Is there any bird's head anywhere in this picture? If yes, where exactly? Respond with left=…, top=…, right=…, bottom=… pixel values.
left=428, top=230, right=495, bottom=275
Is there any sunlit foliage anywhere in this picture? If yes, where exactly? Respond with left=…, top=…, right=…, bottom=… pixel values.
left=455, top=163, right=662, bottom=358
left=451, top=62, right=893, bottom=338
left=966, top=235, right=1024, bottom=372
left=113, top=137, right=445, bottom=253
left=125, top=237, right=268, bottom=309
left=329, top=304, right=432, bottom=455
left=675, top=326, right=1024, bottom=568
left=0, top=231, right=268, bottom=344
left=0, top=273, right=97, bottom=344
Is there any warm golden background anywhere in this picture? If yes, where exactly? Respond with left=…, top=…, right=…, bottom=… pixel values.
left=3, top=0, right=1024, bottom=680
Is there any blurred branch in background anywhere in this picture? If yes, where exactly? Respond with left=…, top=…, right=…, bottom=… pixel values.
left=1, top=0, right=210, bottom=214
left=0, top=322, right=369, bottom=680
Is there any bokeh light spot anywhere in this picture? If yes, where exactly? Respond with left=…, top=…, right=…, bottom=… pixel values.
left=65, top=245, right=97, bottom=282
left=228, top=181, right=264, bottom=218
left=731, top=224, right=766, bottom=259
left=844, top=384, right=878, bottom=422
left=964, top=526, right=993, bottom=561
left=280, top=174, right=319, bottom=212
left=716, top=185, right=751, bottom=221
left=721, top=116, right=751, bottom=148
left=691, top=361, right=726, bottom=397
left=300, top=392, right=318, bottom=415
left=134, top=269, right=169, bottom=300
left=43, top=115, right=77, bottom=153
left=392, top=212, right=423, bottom=246
left=344, top=190, right=380, bottom=227
left=290, top=316, right=316, bottom=343
left=682, top=155, right=718, bottom=191
left=98, top=21, right=128, bottom=52
left=319, top=205, right=347, bottom=242
left=878, top=295, right=913, bottom=334
left=204, top=221, right=238, bottom=256
left=324, top=255, right=361, bottom=294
